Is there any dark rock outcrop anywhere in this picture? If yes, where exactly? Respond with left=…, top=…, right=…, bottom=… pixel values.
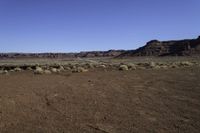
left=118, top=36, right=200, bottom=57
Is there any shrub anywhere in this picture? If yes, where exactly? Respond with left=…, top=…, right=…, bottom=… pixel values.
left=44, top=70, right=51, bottom=74
left=64, top=67, right=71, bottom=70
left=27, top=67, right=33, bottom=71
left=127, top=63, right=136, bottom=70
left=119, top=65, right=129, bottom=71
left=180, top=61, right=193, bottom=66
left=99, top=64, right=106, bottom=68
left=58, top=66, right=65, bottom=71
left=51, top=68, right=58, bottom=73
left=34, top=67, right=43, bottom=74
left=14, top=67, right=22, bottom=72
left=72, top=67, right=88, bottom=73
left=149, top=61, right=156, bottom=68
left=0, top=70, right=8, bottom=74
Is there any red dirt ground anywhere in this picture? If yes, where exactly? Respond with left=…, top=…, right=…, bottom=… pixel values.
left=0, top=68, right=200, bottom=133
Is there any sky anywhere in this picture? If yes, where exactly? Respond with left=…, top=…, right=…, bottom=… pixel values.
left=0, top=0, right=200, bottom=53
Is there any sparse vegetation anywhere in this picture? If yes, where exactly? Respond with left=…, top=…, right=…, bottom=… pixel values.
left=34, top=67, right=43, bottom=74
left=72, top=67, right=88, bottom=73
left=44, top=70, right=51, bottom=74
left=119, top=64, right=129, bottom=71
left=58, top=66, right=65, bottom=71
left=0, top=57, right=200, bottom=133
left=27, top=67, right=33, bottom=71
left=0, top=58, right=199, bottom=75
left=14, top=67, right=22, bottom=72
left=51, top=68, right=58, bottom=73
left=127, top=63, right=136, bottom=70
left=0, top=70, right=8, bottom=74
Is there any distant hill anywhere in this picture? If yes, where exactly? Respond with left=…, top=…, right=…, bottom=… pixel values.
left=0, top=50, right=125, bottom=59
left=117, top=36, right=200, bottom=57
left=1, top=36, right=200, bottom=59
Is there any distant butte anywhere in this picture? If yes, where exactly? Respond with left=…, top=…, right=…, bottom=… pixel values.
left=117, top=36, right=200, bottom=57
left=0, top=36, right=200, bottom=59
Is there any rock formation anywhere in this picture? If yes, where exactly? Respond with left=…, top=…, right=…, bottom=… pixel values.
left=117, top=36, right=200, bottom=57
left=0, top=36, right=200, bottom=59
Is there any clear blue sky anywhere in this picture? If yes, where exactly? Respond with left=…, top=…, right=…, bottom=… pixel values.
left=0, top=0, right=200, bottom=52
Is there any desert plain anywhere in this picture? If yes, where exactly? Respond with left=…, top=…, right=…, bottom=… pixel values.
left=0, top=57, right=200, bottom=133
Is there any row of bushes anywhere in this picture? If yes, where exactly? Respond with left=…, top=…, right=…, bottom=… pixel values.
left=0, top=61, right=198, bottom=74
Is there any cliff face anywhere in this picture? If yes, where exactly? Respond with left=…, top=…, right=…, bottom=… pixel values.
left=118, top=36, right=200, bottom=57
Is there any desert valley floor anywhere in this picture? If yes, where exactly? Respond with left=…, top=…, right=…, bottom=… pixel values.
left=0, top=65, right=200, bottom=133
